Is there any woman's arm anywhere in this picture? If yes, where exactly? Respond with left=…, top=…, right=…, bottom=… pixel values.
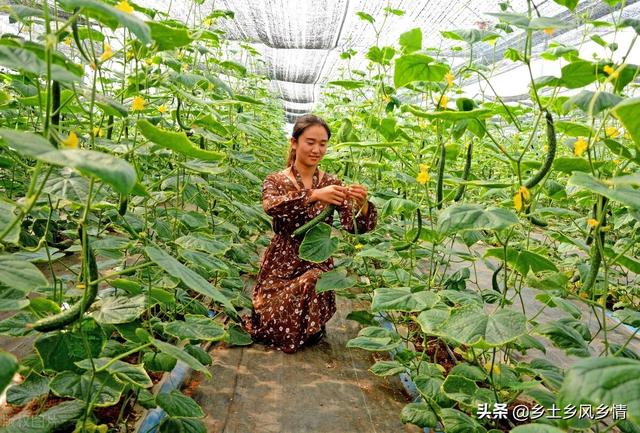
left=262, top=175, right=314, bottom=217
left=332, top=179, right=377, bottom=234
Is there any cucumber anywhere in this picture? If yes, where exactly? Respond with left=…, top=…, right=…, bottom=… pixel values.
left=176, top=98, right=191, bottom=131
left=71, top=10, right=91, bottom=63
left=292, top=205, right=336, bottom=238
left=393, top=208, right=422, bottom=251
left=454, top=139, right=473, bottom=202
left=106, top=115, right=114, bottom=140
left=118, top=195, right=128, bottom=216
left=524, top=109, right=556, bottom=189
left=436, top=135, right=446, bottom=209
left=30, top=238, right=99, bottom=332
left=581, top=196, right=607, bottom=295
left=491, top=263, right=503, bottom=293
left=526, top=214, right=549, bottom=227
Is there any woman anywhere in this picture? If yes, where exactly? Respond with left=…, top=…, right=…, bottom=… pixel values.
left=240, top=114, right=377, bottom=354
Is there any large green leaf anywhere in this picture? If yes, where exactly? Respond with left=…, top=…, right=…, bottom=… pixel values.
left=369, top=360, right=406, bottom=377
left=612, top=97, right=640, bottom=148
left=59, top=0, right=151, bottom=44
left=34, top=319, right=105, bottom=372
left=382, top=198, right=419, bottom=218
left=6, top=372, right=49, bottom=406
left=346, top=326, right=402, bottom=351
left=485, top=248, right=558, bottom=276
left=568, top=172, right=640, bottom=209
left=175, top=233, right=230, bottom=255
left=438, top=307, right=527, bottom=347
left=298, top=223, right=339, bottom=263
left=148, top=21, right=192, bottom=50
left=559, top=357, right=640, bottom=424
left=315, top=269, right=355, bottom=293
left=0, top=45, right=81, bottom=82
left=399, top=28, right=422, bottom=53
left=437, top=204, right=519, bottom=234
left=151, top=338, right=211, bottom=378
left=49, top=370, right=124, bottom=406
left=563, top=90, right=623, bottom=116
left=535, top=321, right=590, bottom=357
left=0, top=255, right=48, bottom=292
left=0, top=350, right=18, bottom=396
left=0, top=200, right=20, bottom=244
left=144, top=246, right=235, bottom=315
left=159, top=418, right=207, bottom=433
left=394, top=54, right=449, bottom=88
left=156, top=389, right=205, bottom=417
left=400, top=402, right=438, bottom=428
left=440, top=408, right=487, bottom=433
left=164, top=315, right=226, bottom=341
left=91, top=294, right=146, bottom=325
left=75, top=358, right=152, bottom=388
left=0, top=400, right=84, bottom=433
left=138, top=119, right=225, bottom=161
left=371, top=287, right=438, bottom=312
left=560, top=60, right=598, bottom=89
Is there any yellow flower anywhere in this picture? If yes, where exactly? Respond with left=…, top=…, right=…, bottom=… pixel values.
left=483, top=361, right=501, bottom=375
left=574, top=137, right=588, bottom=156
left=182, top=63, right=190, bottom=72
left=624, top=130, right=631, bottom=140
left=203, top=18, right=213, bottom=27
left=158, top=104, right=167, bottom=114
left=99, top=43, right=113, bottom=62
left=131, top=96, right=145, bottom=112
left=419, top=164, right=429, bottom=172
left=603, top=64, right=619, bottom=79
left=587, top=218, right=599, bottom=227
left=115, top=0, right=134, bottom=14
left=543, top=28, right=554, bottom=36
left=354, top=243, right=363, bottom=250
left=445, top=72, right=455, bottom=86
left=437, top=95, right=448, bottom=108
left=89, top=62, right=96, bottom=71
left=92, top=127, right=104, bottom=137
left=63, top=37, right=72, bottom=46
left=126, top=50, right=135, bottom=61
left=62, top=131, right=79, bottom=149
left=487, top=38, right=497, bottom=46
left=605, top=126, right=619, bottom=138
left=144, top=57, right=153, bottom=66
left=416, top=170, right=430, bottom=185
left=513, top=186, right=529, bottom=212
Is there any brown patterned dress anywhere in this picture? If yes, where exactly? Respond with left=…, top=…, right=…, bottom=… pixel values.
left=241, top=168, right=377, bottom=353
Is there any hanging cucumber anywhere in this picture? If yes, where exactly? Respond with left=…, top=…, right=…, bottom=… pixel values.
left=106, top=115, right=114, bottom=140
left=71, top=10, right=91, bottom=63
left=454, top=139, right=473, bottom=202
left=436, top=135, right=446, bottom=209
left=118, top=194, right=128, bottom=216
left=29, top=239, right=99, bottom=332
left=524, top=109, right=556, bottom=189
left=292, top=205, right=336, bottom=238
left=581, top=196, right=607, bottom=295
left=176, top=98, right=191, bottom=132
left=491, top=263, right=504, bottom=293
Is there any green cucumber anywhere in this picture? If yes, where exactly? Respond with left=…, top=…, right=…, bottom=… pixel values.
left=454, top=139, right=473, bottom=202
left=524, top=109, right=556, bottom=189
left=393, top=208, right=422, bottom=251
left=71, top=10, right=91, bottom=63
left=118, top=195, right=128, bottom=216
left=30, top=238, right=99, bottom=332
left=491, top=263, right=503, bottom=293
left=292, top=204, right=336, bottom=238
left=436, top=135, right=446, bottom=209
left=581, top=196, right=607, bottom=295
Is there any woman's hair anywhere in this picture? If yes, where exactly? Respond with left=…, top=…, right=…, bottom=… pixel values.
left=287, top=114, right=331, bottom=167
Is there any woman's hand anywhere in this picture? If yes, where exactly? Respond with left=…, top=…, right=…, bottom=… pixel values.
left=347, top=184, right=369, bottom=214
left=310, top=185, right=348, bottom=205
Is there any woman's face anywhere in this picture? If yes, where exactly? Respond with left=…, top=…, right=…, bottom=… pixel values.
left=291, top=124, right=328, bottom=167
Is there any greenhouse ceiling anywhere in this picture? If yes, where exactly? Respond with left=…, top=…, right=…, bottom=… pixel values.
left=3, top=0, right=639, bottom=124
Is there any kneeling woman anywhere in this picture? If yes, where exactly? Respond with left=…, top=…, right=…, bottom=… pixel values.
left=241, top=114, right=377, bottom=353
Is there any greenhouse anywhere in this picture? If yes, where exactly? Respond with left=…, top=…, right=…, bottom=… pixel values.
left=0, top=0, right=639, bottom=432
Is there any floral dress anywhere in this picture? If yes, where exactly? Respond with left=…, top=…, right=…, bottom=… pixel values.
left=241, top=167, right=377, bottom=353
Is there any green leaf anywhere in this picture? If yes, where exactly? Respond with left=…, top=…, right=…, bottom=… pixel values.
left=175, top=233, right=230, bottom=255
left=485, top=248, right=558, bottom=276
left=371, top=287, right=438, bottom=312
left=0, top=400, right=84, bottom=433
left=50, top=370, right=124, bottom=406
left=560, top=60, right=598, bottom=89
left=442, top=374, right=479, bottom=405
left=369, top=360, right=406, bottom=377
left=151, top=338, right=211, bottom=378
left=298, top=223, right=339, bottom=263
left=0, top=200, right=19, bottom=244
left=394, top=54, right=449, bottom=88
left=440, top=408, right=487, bottom=433
left=559, top=357, right=640, bottom=424
left=402, top=104, right=492, bottom=121
left=553, top=157, right=595, bottom=173
left=568, top=172, right=640, bottom=209
left=156, top=389, right=205, bottom=417
left=0, top=45, right=81, bottom=82
left=59, top=0, right=151, bottom=44
left=164, top=315, right=226, bottom=341
left=6, top=373, right=49, bottom=406
left=0, top=350, right=18, bottom=396
left=316, top=269, right=355, bottom=293
left=400, top=402, right=438, bottom=428
left=346, top=326, right=402, bottom=351
left=366, top=46, right=395, bottom=65
left=138, top=119, right=225, bottom=161
left=75, top=357, right=152, bottom=388
left=552, top=0, right=579, bottom=11
left=535, top=321, right=590, bottom=357
left=555, top=121, right=594, bottom=137
left=564, top=90, right=623, bottom=116
left=0, top=255, right=48, bottom=292
left=613, top=309, right=640, bottom=328
left=382, top=198, right=419, bottom=218
left=91, top=294, right=146, bottom=325
left=184, top=344, right=212, bottom=365
left=438, top=307, right=527, bottom=347
left=34, top=319, right=105, bottom=372
left=437, top=204, right=519, bottom=234
left=148, top=21, right=192, bottom=50
left=612, top=97, right=640, bottom=149
left=143, top=352, right=177, bottom=372
left=326, top=80, right=365, bottom=90
left=145, top=246, right=235, bottom=316
left=399, top=28, right=422, bottom=53
left=356, top=11, right=375, bottom=23
left=512, top=425, right=567, bottom=433
left=159, top=418, right=207, bottom=433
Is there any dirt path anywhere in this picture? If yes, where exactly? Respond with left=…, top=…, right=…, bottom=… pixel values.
left=191, top=295, right=423, bottom=433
